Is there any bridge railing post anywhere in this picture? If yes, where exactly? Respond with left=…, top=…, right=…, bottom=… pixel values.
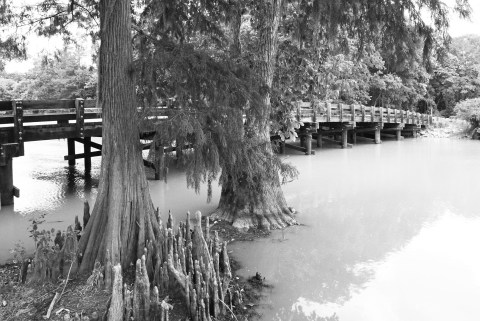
left=75, top=98, right=85, bottom=138
left=12, top=100, right=24, bottom=156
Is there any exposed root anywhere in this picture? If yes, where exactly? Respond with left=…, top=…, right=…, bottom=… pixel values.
left=211, top=206, right=297, bottom=230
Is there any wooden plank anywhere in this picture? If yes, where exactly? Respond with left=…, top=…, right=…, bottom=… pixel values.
left=339, top=103, right=343, bottom=121
left=0, top=101, right=12, bottom=111
left=361, top=105, right=366, bottom=122
left=380, top=132, right=397, bottom=139
left=284, top=142, right=308, bottom=153
left=355, top=134, right=375, bottom=142
left=23, top=124, right=102, bottom=141
left=83, top=100, right=97, bottom=109
left=74, top=137, right=102, bottom=150
left=64, top=150, right=102, bottom=161
left=320, top=136, right=353, bottom=148
left=317, top=128, right=344, bottom=134
left=22, top=100, right=76, bottom=110
left=354, top=127, right=378, bottom=133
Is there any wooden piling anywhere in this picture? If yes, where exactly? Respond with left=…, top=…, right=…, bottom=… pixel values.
left=396, top=129, right=402, bottom=140
left=341, top=128, right=348, bottom=149
left=0, top=156, right=14, bottom=206
left=67, top=138, right=75, bottom=166
left=279, top=140, right=285, bottom=154
left=305, top=133, right=312, bottom=155
left=84, top=137, right=92, bottom=172
left=375, top=127, right=381, bottom=144
left=350, top=130, right=357, bottom=145
left=316, top=131, right=323, bottom=148
left=154, top=142, right=163, bottom=180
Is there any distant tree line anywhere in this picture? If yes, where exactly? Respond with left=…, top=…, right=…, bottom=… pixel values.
left=0, top=47, right=96, bottom=100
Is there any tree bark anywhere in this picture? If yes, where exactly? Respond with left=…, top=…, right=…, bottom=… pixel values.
left=78, top=0, right=158, bottom=275
left=212, top=0, right=296, bottom=230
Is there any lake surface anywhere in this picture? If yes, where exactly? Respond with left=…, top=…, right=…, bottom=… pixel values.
left=1, top=137, right=479, bottom=321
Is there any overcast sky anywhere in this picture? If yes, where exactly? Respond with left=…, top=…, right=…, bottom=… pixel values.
left=446, top=0, right=480, bottom=37
left=4, top=0, right=480, bottom=73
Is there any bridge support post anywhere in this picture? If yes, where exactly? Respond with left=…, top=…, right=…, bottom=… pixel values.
left=67, top=138, right=75, bottom=166
left=0, top=157, right=14, bottom=207
left=84, top=137, right=91, bottom=172
left=154, top=142, right=164, bottom=180
left=305, top=133, right=312, bottom=155
left=300, top=135, right=305, bottom=148
left=396, top=129, right=402, bottom=141
left=341, top=128, right=348, bottom=149
left=279, top=140, right=285, bottom=154
left=176, top=137, right=184, bottom=162
left=375, top=127, right=381, bottom=144
left=316, top=132, right=323, bottom=148
left=348, top=130, right=356, bottom=145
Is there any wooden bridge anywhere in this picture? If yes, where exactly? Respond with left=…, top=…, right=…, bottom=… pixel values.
left=278, top=101, right=434, bottom=154
left=0, top=99, right=437, bottom=207
left=0, top=98, right=170, bottom=207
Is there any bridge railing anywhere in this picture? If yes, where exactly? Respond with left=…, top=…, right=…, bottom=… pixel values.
left=294, top=101, right=432, bottom=126
left=0, top=99, right=171, bottom=158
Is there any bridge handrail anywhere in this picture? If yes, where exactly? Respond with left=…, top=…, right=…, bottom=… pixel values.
left=293, top=101, right=433, bottom=126
left=0, top=99, right=170, bottom=124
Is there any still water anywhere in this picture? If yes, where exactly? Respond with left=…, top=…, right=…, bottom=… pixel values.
left=1, top=137, right=479, bottom=321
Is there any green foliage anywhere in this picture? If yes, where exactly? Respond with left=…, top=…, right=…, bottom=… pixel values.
left=9, top=241, right=26, bottom=264
left=0, top=48, right=96, bottom=99
left=429, top=49, right=480, bottom=116
left=454, top=98, right=480, bottom=126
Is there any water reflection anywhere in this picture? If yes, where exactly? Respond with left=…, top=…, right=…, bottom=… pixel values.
left=1, top=138, right=480, bottom=321
left=230, top=138, right=480, bottom=321
left=0, top=139, right=219, bottom=263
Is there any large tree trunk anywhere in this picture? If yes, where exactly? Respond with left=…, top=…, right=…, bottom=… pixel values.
left=78, top=0, right=158, bottom=274
left=212, top=0, right=296, bottom=230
